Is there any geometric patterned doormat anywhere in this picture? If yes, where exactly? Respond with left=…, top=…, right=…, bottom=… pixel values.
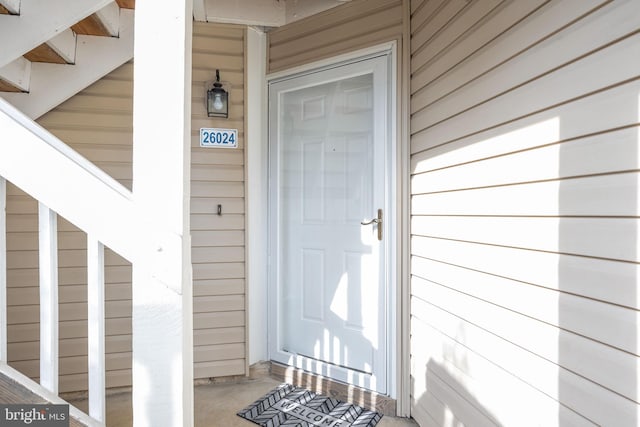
left=237, top=383, right=383, bottom=427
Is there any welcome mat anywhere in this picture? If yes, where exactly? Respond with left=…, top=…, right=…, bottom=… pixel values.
left=237, top=383, right=383, bottom=427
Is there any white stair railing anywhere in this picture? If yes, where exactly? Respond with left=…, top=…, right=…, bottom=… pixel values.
left=0, top=180, right=106, bottom=425
left=0, top=97, right=130, bottom=425
left=0, top=176, right=6, bottom=364
left=38, top=203, right=59, bottom=394
left=87, top=236, right=106, bottom=423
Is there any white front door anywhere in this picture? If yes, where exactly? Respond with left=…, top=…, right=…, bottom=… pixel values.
left=268, top=53, right=391, bottom=394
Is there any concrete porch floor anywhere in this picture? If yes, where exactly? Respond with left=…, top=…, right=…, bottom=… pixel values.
left=71, top=376, right=418, bottom=426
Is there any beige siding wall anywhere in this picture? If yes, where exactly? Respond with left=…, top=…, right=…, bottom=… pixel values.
left=267, top=0, right=403, bottom=73
left=410, top=1, right=640, bottom=426
left=191, top=22, right=247, bottom=379
left=5, top=22, right=247, bottom=392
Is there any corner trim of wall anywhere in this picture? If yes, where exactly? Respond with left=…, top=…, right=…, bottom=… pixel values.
left=246, top=26, right=269, bottom=366
left=397, top=0, right=411, bottom=418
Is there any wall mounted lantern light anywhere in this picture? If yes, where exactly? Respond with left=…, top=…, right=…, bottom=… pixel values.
left=207, top=69, right=229, bottom=118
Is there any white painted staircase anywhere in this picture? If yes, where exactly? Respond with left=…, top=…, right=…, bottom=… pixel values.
left=0, top=2, right=195, bottom=426
left=0, top=2, right=136, bottom=425
left=0, top=0, right=134, bottom=119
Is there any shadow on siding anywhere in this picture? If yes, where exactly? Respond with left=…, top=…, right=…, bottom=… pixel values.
left=416, top=358, right=501, bottom=426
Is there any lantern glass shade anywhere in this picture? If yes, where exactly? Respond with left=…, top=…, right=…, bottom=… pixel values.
left=207, top=84, right=228, bottom=118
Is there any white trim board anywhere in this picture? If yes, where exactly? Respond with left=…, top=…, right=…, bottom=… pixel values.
left=266, top=41, right=398, bottom=81
left=246, top=26, right=269, bottom=365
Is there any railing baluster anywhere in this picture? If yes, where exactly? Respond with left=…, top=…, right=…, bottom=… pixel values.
left=0, top=177, right=6, bottom=363
left=87, top=235, right=105, bottom=423
left=38, top=202, right=58, bottom=393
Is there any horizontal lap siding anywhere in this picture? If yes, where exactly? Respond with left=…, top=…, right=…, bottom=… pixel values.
left=409, top=1, right=640, bottom=426
left=5, top=23, right=247, bottom=392
left=267, top=0, right=403, bottom=73
left=191, top=22, right=246, bottom=379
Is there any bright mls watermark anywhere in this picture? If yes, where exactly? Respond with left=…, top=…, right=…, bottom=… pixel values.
left=0, top=404, right=69, bottom=426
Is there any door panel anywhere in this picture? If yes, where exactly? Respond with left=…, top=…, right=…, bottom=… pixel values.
left=269, top=55, right=390, bottom=392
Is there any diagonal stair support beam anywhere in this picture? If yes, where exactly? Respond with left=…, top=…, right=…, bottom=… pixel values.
left=2, top=9, right=134, bottom=119
left=0, top=0, right=114, bottom=69
left=0, top=97, right=141, bottom=263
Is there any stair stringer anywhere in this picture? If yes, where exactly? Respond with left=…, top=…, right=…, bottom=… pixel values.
left=0, top=0, right=114, bottom=69
left=2, top=9, right=134, bottom=119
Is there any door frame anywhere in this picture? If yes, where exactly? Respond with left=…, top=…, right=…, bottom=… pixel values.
left=264, top=41, right=400, bottom=398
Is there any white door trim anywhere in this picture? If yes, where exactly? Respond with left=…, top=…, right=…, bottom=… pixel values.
left=265, top=42, right=399, bottom=397
left=266, top=41, right=397, bottom=82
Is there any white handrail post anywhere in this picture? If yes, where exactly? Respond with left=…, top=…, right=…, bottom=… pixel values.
left=87, top=235, right=105, bottom=423
left=132, top=0, right=193, bottom=426
left=38, top=202, right=58, bottom=393
left=0, top=177, right=6, bottom=363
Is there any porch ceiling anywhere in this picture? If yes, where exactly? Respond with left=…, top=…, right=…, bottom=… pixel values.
left=198, top=0, right=351, bottom=27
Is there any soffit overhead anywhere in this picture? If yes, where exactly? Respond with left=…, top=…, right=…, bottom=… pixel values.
left=198, top=0, right=350, bottom=26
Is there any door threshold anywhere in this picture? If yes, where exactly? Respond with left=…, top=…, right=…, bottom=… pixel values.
left=270, top=361, right=396, bottom=416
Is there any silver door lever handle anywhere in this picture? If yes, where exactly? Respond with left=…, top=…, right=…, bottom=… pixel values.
left=360, top=209, right=383, bottom=240
left=360, top=218, right=380, bottom=225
